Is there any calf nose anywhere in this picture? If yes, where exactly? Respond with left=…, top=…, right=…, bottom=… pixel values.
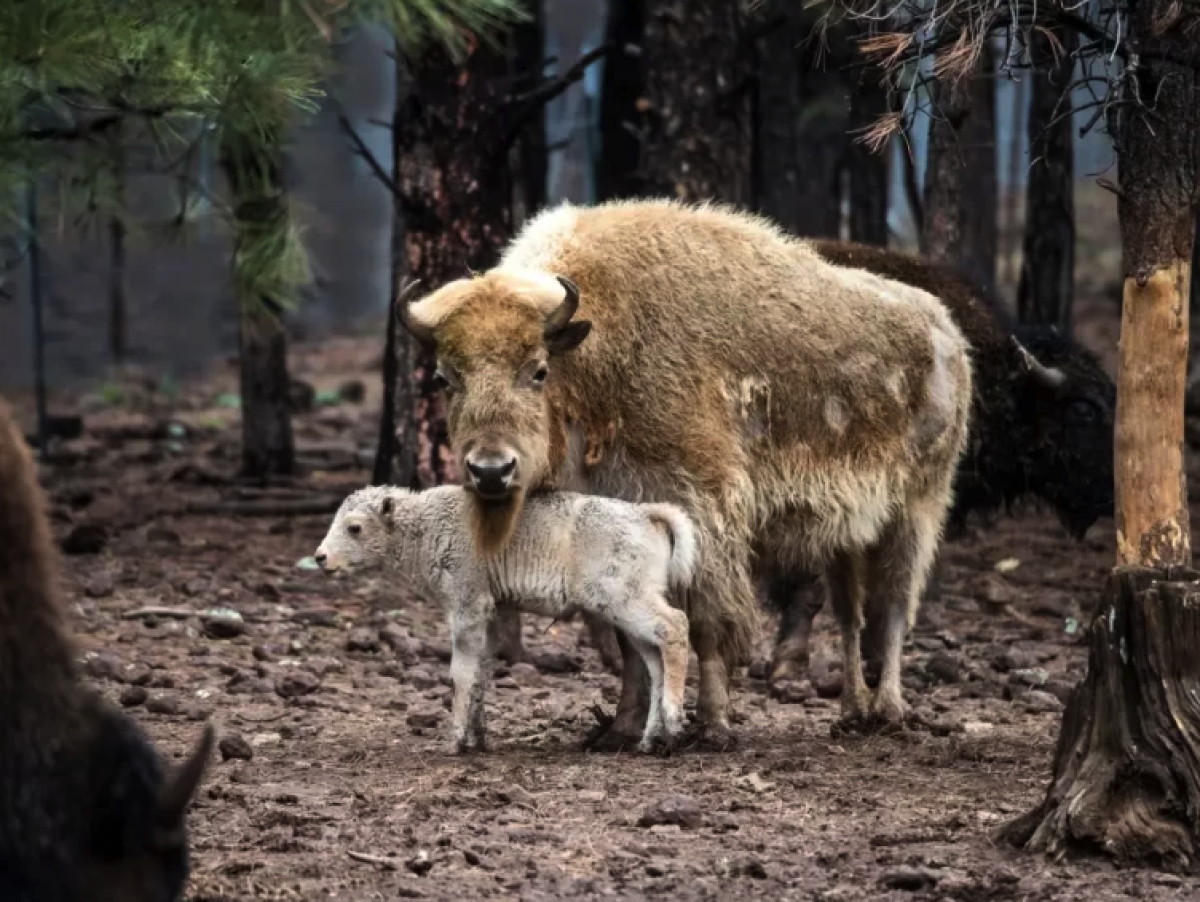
left=315, top=551, right=327, bottom=568
left=465, top=454, right=517, bottom=498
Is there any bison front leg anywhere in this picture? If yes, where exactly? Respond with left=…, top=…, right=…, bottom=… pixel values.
left=493, top=606, right=531, bottom=665
left=767, top=571, right=826, bottom=683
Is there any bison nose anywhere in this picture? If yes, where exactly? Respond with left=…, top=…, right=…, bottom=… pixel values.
left=465, top=453, right=517, bottom=498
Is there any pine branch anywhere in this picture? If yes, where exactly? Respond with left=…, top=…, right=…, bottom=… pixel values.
left=335, top=112, right=442, bottom=231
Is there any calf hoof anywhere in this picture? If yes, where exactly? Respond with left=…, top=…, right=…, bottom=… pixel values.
left=829, top=710, right=904, bottom=739
left=681, top=719, right=737, bottom=752
left=581, top=704, right=640, bottom=753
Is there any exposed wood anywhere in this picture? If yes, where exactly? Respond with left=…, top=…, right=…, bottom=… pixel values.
left=1018, top=27, right=1076, bottom=332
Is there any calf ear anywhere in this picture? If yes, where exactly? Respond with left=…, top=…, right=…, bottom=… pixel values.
left=379, top=495, right=397, bottom=529
left=158, top=724, right=214, bottom=826
left=546, top=320, right=592, bottom=356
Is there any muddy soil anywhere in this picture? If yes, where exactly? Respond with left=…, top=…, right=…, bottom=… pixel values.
left=9, top=319, right=1197, bottom=902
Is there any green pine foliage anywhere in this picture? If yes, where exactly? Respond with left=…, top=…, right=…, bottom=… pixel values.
left=0, top=0, right=524, bottom=317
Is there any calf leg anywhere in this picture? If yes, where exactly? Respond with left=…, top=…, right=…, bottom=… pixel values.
left=583, top=612, right=624, bottom=674
left=449, top=596, right=494, bottom=754
left=767, top=570, right=826, bottom=683
left=866, top=506, right=941, bottom=724
left=826, top=552, right=871, bottom=726
left=607, top=598, right=689, bottom=752
left=493, top=607, right=531, bottom=664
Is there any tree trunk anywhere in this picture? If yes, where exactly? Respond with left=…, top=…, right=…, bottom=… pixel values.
left=1017, top=27, right=1076, bottom=332
left=1002, top=3, right=1200, bottom=863
left=958, top=42, right=997, bottom=296
left=847, top=70, right=889, bottom=246
left=596, top=0, right=647, bottom=201
left=638, top=0, right=752, bottom=205
left=922, top=46, right=996, bottom=290
left=396, top=33, right=514, bottom=488
left=219, top=132, right=295, bottom=480
left=514, top=0, right=547, bottom=220
left=374, top=42, right=417, bottom=489
left=108, top=133, right=128, bottom=364
left=1002, top=76, right=1026, bottom=288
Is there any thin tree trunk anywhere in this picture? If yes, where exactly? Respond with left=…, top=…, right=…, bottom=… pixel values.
left=514, top=0, right=547, bottom=219
left=921, top=76, right=971, bottom=266
left=752, top=0, right=804, bottom=232
left=219, top=132, right=295, bottom=480
left=397, top=35, right=514, bottom=489
left=596, top=0, right=646, bottom=201
left=1017, top=27, right=1076, bottom=332
left=959, top=42, right=997, bottom=296
left=847, top=71, right=889, bottom=246
left=638, top=0, right=752, bottom=205
left=1002, top=1, right=1200, bottom=862
left=108, top=138, right=128, bottom=364
left=374, top=43, right=417, bottom=489
left=1003, top=76, right=1026, bottom=288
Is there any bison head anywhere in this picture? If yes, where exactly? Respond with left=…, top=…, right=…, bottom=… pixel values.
left=398, top=270, right=592, bottom=549
left=1009, top=328, right=1116, bottom=539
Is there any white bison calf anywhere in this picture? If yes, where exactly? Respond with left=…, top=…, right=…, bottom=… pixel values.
left=315, top=485, right=696, bottom=753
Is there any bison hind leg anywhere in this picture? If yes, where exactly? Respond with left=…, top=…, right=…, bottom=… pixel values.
left=825, top=550, right=872, bottom=730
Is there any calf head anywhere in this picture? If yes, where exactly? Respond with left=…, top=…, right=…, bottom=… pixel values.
left=316, top=487, right=409, bottom=573
left=1008, top=326, right=1115, bottom=539
left=398, top=271, right=592, bottom=551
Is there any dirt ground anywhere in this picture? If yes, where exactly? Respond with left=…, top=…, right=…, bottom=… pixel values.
left=9, top=298, right=1199, bottom=902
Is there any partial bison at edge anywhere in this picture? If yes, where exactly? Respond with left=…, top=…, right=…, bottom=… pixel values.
left=764, top=240, right=1116, bottom=684
left=0, top=398, right=213, bottom=902
left=400, top=198, right=973, bottom=740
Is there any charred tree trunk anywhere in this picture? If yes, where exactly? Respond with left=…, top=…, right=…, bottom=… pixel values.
left=108, top=132, right=128, bottom=364
left=1017, top=27, right=1076, bottom=332
left=374, top=44, right=417, bottom=489
left=922, top=46, right=996, bottom=290
left=596, top=0, right=646, bottom=201
left=1002, top=1, right=1200, bottom=864
left=397, top=35, right=514, bottom=488
left=514, top=0, right=547, bottom=220
left=638, top=0, right=752, bottom=205
left=219, top=132, right=295, bottom=480
left=959, top=42, right=997, bottom=296
left=847, top=71, right=889, bottom=246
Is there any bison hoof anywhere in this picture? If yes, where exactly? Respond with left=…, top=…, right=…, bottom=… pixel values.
left=681, top=720, right=737, bottom=752
left=768, top=651, right=810, bottom=684
left=453, top=735, right=487, bottom=755
left=584, top=725, right=641, bottom=753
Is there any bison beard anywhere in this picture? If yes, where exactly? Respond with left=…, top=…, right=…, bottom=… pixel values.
left=0, top=397, right=213, bottom=901
left=401, top=200, right=973, bottom=745
left=763, top=241, right=1116, bottom=685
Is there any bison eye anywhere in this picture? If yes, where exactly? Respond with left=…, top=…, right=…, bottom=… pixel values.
left=434, top=365, right=461, bottom=393
left=531, top=365, right=549, bottom=387
left=347, top=524, right=362, bottom=537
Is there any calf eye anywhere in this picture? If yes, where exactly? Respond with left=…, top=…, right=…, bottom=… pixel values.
left=347, top=524, right=362, bottom=536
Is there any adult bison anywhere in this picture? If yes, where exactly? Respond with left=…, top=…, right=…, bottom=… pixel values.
left=764, top=240, right=1116, bottom=683
left=400, top=199, right=973, bottom=742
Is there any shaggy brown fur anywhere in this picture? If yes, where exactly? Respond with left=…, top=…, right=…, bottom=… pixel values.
left=403, top=199, right=974, bottom=738
left=0, top=398, right=212, bottom=901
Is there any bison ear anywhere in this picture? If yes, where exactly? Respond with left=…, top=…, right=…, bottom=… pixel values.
left=1010, top=336, right=1067, bottom=392
left=158, top=724, right=214, bottom=827
left=546, top=320, right=592, bottom=356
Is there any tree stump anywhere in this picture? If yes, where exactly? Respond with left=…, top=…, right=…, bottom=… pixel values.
left=1001, top=565, right=1200, bottom=868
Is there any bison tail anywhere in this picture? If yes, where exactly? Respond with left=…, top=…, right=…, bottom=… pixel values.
left=645, top=503, right=699, bottom=592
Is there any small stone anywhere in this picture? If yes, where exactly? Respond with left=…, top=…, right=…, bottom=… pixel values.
left=1021, top=689, right=1064, bottom=714
left=494, top=677, right=520, bottom=690
left=146, top=693, right=181, bottom=716
left=421, top=640, right=452, bottom=663
left=812, top=672, right=844, bottom=699
left=509, top=662, right=543, bottom=688
left=61, top=524, right=107, bottom=555
left=181, top=578, right=208, bottom=597
left=251, top=732, right=282, bottom=747
left=304, top=656, right=344, bottom=677
left=991, top=647, right=1038, bottom=673
left=961, top=720, right=994, bottom=736
left=925, top=652, right=962, bottom=684
left=771, top=679, right=814, bottom=704
left=406, top=712, right=440, bottom=730
left=637, top=796, right=702, bottom=830
left=406, top=851, right=433, bottom=877
left=83, top=652, right=124, bottom=682
left=534, top=652, right=581, bottom=674
left=380, top=623, right=418, bottom=655
left=881, top=867, right=939, bottom=891
left=578, top=790, right=607, bottom=803
left=202, top=609, right=246, bottom=639
left=405, top=668, right=439, bottom=690
left=275, top=671, right=321, bottom=698
left=292, top=607, right=339, bottom=628
left=346, top=628, right=381, bottom=653
left=84, top=575, right=115, bottom=598
left=119, top=686, right=148, bottom=707
left=219, top=734, right=255, bottom=761
left=1009, top=667, right=1050, bottom=688
left=252, top=644, right=275, bottom=662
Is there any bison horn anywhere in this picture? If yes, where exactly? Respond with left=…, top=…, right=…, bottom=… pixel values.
left=395, top=278, right=436, bottom=350
left=1011, top=337, right=1066, bottom=391
left=158, top=723, right=215, bottom=825
left=544, top=276, right=581, bottom=336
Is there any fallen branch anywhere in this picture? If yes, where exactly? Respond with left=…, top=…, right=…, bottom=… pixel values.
left=347, top=850, right=399, bottom=870
left=121, top=606, right=196, bottom=620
